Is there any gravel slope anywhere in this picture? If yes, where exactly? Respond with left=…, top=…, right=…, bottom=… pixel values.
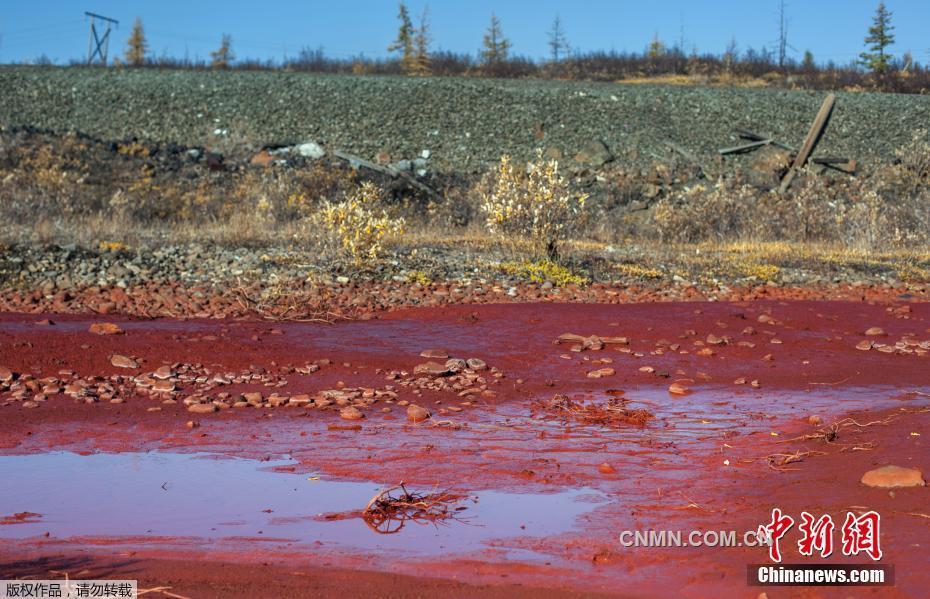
left=1, top=66, right=928, bottom=173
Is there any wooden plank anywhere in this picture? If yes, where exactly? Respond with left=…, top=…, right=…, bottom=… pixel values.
left=664, top=140, right=699, bottom=163
left=735, top=129, right=795, bottom=152
left=811, top=157, right=857, bottom=174
left=718, top=139, right=772, bottom=155
left=333, top=150, right=441, bottom=200
left=778, top=93, right=836, bottom=193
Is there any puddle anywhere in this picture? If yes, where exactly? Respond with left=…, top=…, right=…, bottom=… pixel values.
left=0, top=451, right=605, bottom=558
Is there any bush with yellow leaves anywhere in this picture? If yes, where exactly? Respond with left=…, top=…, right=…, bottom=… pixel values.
left=482, top=151, right=588, bottom=259
left=316, top=182, right=405, bottom=265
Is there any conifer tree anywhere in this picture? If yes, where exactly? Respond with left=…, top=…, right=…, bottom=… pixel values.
left=124, top=17, right=148, bottom=67
left=859, top=2, right=895, bottom=74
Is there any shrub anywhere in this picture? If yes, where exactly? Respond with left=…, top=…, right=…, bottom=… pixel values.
left=316, top=182, right=405, bottom=265
left=482, top=151, right=588, bottom=259
left=500, top=259, right=587, bottom=286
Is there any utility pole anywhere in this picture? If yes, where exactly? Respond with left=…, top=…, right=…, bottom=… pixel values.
left=85, top=11, right=118, bottom=65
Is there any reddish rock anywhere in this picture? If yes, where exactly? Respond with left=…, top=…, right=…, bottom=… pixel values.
left=188, top=403, right=217, bottom=414
left=860, top=465, right=925, bottom=488
left=598, top=463, right=617, bottom=475
left=89, top=322, right=124, bottom=335
left=110, top=354, right=139, bottom=369
left=153, top=365, right=174, bottom=380
left=413, top=361, right=450, bottom=376
left=250, top=150, right=275, bottom=167
left=587, top=367, right=615, bottom=379
left=339, top=406, right=364, bottom=420
left=420, top=348, right=449, bottom=359
left=406, top=404, right=431, bottom=423
left=465, top=358, right=487, bottom=371
left=668, top=381, right=691, bottom=395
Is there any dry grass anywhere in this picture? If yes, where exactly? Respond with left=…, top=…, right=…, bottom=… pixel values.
left=2, top=129, right=929, bottom=283
left=538, top=394, right=655, bottom=428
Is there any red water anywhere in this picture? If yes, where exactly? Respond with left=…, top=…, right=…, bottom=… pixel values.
left=1, top=300, right=928, bottom=597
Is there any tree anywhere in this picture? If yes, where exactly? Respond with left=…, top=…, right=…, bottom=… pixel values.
left=124, top=17, right=148, bottom=67
left=859, top=2, right=894, bottom=74
left=723, top=37, right=739, bottom=72
left=646, top=33, right=666, bottom=58
left=801, top=50, right=815, bottom=71
left=776, top=0, right=789, bottom=68
left=411, top=6, right=431, bottom=76
left=388, top=2, right=416, bottom=73
left=210, top=34, right=235, bottom=69
left=548, top=15, right=569, bottom=63
left=480, top=13, right=511, bottom=66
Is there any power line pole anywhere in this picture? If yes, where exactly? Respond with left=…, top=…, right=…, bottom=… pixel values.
left=85, top=11, right=118, bottom=65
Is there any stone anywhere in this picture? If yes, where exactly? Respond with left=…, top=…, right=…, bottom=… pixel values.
left=746, top=145, right=792, bottom=189
left=444, top=358, right=467, bottom=374
left=807, top=415, right=823, bottom=426
left=420, top=348, right=449, bottom=359
left=574, top=140, right=613, bottom=167
left=153, top=365, right=174, bottom=380
left=587, top=367, right=615, bottom=378
left=865, top=327, right=885, bottom=336
left=0, top=366, right=13, bottom=383
left=288, top=394, right=312, bottom=407
left=598, top=463, right=617, bottom=475
left=860, top=465, right=925, bottom=488
left=110, top=354, right=138, bottom=369
left=188, top=403, right=217, bottom=414
left=243, top=392, right=263, bottom=405
left=339, top=406, right=364, bottom=420
left=465, top=358, right=487, bottom=371
left=294, top=141, right=325, bottom=159
left=89, top=322, right=123, bottom=335
left=668, top=381, right=691, bottom=395
left=249, top=149, right=275, bottom=167
left=414, top=361, right=450, bottom=376
left=406, top=404, right=431, bottom=423
left=152, top=379, right=175, bottom=393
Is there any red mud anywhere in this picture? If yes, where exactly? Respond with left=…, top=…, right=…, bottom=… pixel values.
left=1, top=299, right=928, bottom=597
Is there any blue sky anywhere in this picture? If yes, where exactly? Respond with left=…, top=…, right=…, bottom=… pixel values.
left=1, top=1, right=927, bottom=65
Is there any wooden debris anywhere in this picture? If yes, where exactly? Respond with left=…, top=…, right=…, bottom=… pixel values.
left=718, top=139, right=773, bottom=155
left=779, top=93, right=836, bottom=193
left=333, top=150, right=441, bottom=200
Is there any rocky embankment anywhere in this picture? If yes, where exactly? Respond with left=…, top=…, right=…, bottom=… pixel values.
left=1, top=66, right=926, bottom=174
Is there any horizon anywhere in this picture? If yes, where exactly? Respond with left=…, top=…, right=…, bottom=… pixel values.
left=0, top=0, right=927, bottom=67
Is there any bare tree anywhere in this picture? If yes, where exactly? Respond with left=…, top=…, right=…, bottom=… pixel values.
left=723, top=37, right=739, bottom=73
left=412, top=5, right=431, bottom=76
left=776, top=0, right=788, bottom=68
left=548, top=15, right=569, bottom=63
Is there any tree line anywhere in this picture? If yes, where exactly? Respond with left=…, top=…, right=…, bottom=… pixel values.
left=111, top=2, right=922, bottom=93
